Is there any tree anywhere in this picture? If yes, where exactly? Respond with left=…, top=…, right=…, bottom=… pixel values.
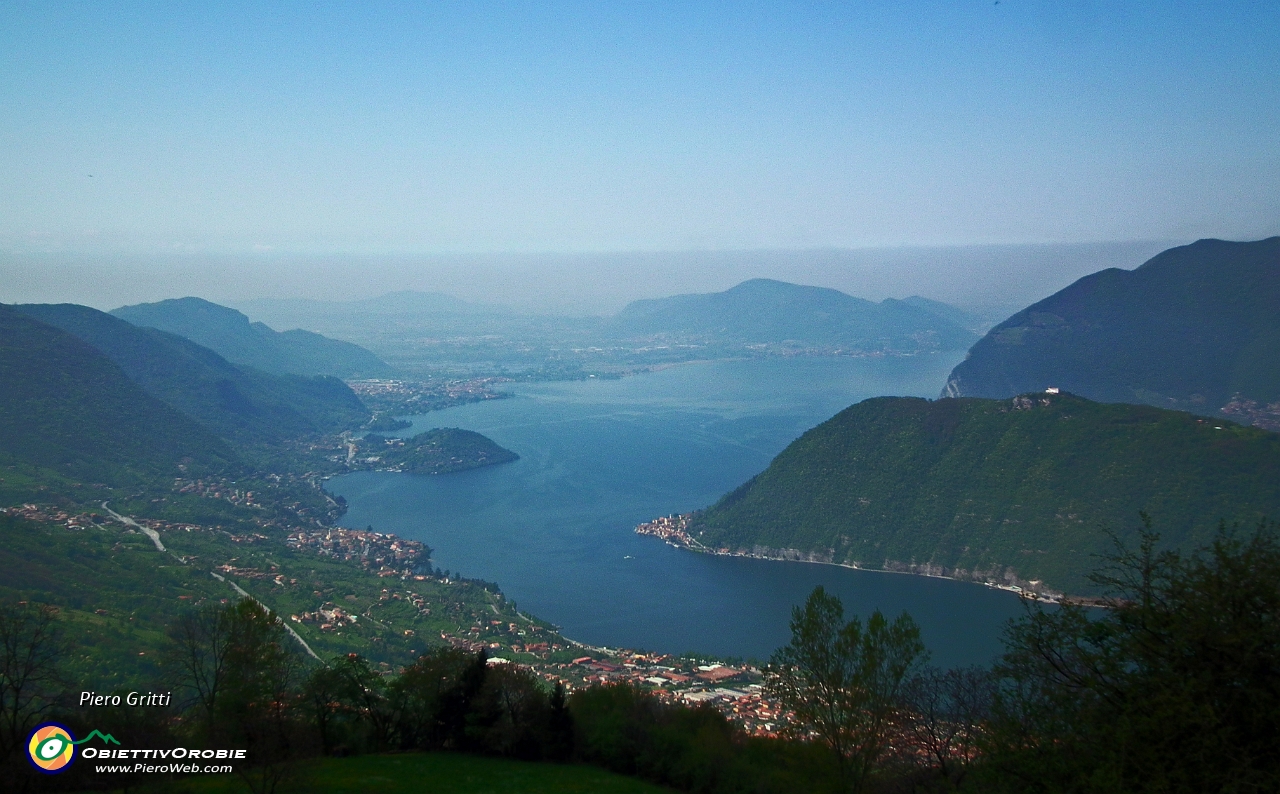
left=901, top=665, right=993, bottom=789
left=546, top=680, right=574, bottom=761
left=768, top=586, right=927, bottom=792
left=982, top=519, right=1280, bottom=793
left=167, top=602, right=238, bottom=733
left=302, top=662, right=347, bottom=756
left=390, top=647, right=487, bottom=751
left=469, top=663, right=551, bottom=758
left=303, top=654, right=392, bottom=756
left=331, top=653, right=392, bottom=752
left=0, top=602, right=67, bottom=773
left=168, top=600, right=306, bottom=794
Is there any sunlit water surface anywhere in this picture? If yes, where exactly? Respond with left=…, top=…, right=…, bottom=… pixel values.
left=331, top=355, right=1030, bottom=668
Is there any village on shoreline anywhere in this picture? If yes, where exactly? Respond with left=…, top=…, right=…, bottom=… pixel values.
left=3, top=498, right=795, bottom=738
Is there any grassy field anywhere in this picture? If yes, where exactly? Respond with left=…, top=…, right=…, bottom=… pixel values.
left=158, top=753, right=672, bottom=794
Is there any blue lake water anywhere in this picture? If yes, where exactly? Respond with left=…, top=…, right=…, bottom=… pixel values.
left=330, top=355, right=1031, bottom=668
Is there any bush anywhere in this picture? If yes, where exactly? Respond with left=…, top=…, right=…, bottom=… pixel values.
left=978, top=520, right=1280, bottom=793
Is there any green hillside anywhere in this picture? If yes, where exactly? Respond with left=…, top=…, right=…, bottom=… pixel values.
left=943, top=237, right=1280, bottom=429
left=358, top=428, right=519, bottom=474
left=0, top=501, right=541, bottom=692
left=1, top=300, right=536, bottom=687
left=610, top=279, right=978, bottom=353
left=690, top=393, right=1280, bottom=594
left=0, top=304, right=234, bottom=488
left=16, top=303, right=370, bottom=443
left=112, top=296, right=396, bottom=379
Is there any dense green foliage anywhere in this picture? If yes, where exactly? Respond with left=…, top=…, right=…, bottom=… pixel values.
left=111, top=297, right=396, bottom=379
left=363, top=415, right=413, bottom=432
left=569, top=682, right=842, bottom=794
left=297, top=660, right=843, bottom=793
left=0, top=305, right=235, bottom=484
left=768, top=588, right=925, bottom=792
left=298, top=645, right=574, bottom=759
left=976, top=522, right=1280, bottom=793
left=359, top=429, right=519, bottom=474
left=944, top=237, right=1280, bottom=417
left=609, top=279, right=978, bottom=352
left=15, top=303, right=369, bottom=444
left=693, top=393, right=1280, bottom=593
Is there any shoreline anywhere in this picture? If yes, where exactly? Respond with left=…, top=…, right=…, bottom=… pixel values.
left=635, top=514, right=1107, bottom=608
left=705, top=546, right=1073, bottom=606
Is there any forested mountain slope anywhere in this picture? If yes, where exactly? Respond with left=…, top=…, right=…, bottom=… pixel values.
left=16, top=303, right=369, bottom=443
left=943, top=237, right=1280, bottom=428
left=1, top=302, right=530, bottom=692
left=691, top=393, right=1280, bottom=594
left=112, top=296, right=396, bottom=378
left=0, top=304, right=234, bottom=486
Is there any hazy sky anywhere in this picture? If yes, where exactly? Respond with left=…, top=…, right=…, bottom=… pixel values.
left=3, top=1, right=1278, bottom=259
left=0, top=242, right=1175, bottom=316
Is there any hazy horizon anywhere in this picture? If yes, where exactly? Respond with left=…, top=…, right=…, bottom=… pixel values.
left=3, top=4, right=1276, bottom=321
left=1, top=239, right=1179, bottom=317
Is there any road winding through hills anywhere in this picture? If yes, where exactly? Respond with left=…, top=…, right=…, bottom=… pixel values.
left=102, top=501, right=321, bottom=661
left=101, top=501, right=165, bottom=551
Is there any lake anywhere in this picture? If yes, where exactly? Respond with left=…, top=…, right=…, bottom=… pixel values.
left=330, top=355, right=1032, bottom=668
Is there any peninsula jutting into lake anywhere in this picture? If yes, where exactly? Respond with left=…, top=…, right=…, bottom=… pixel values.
left=633, top=512, right=1063, bottom=603
left=655, top=386, right=1280, bottom=596
left=330, top=355, right=1032, bottom=668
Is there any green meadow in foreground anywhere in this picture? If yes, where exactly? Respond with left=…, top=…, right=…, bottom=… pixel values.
left=153, top=752, right=672, bottom=794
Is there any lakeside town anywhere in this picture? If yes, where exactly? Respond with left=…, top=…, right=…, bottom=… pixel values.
left=345, top=377, right=509, bottom=416
left=4, top=499, right=798, bottom=736
left=439, top=629, right=789, bottom=739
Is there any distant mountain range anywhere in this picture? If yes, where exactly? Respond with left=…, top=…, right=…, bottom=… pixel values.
left=689, top=392, right=1280, bottom=595
left=111, top=297, right=396, bottom=379
left=232, top=291, right=599, bottom=375
left=232, top=291, right=513, bottom=342
left=608, top=279, right=979, bottom=353
left=943, top=237, right=1280, bottom=429
left=16, top=303, right=370, bottom=445
left=233, top=282, right=982, bottom=373
left=0, top=304, right=235, bottom=486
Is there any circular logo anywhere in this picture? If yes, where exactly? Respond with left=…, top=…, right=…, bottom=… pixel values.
left=28, top=724, right=76, bottom=773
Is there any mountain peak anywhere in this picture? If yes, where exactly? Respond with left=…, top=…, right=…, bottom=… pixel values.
left=943, top=236, right=1280, bottom=424
left=119, top=296, right=251, bottom=322
left=610, top=279, right=976, bottom=353
left=110, top=297, right=395, bottom=379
